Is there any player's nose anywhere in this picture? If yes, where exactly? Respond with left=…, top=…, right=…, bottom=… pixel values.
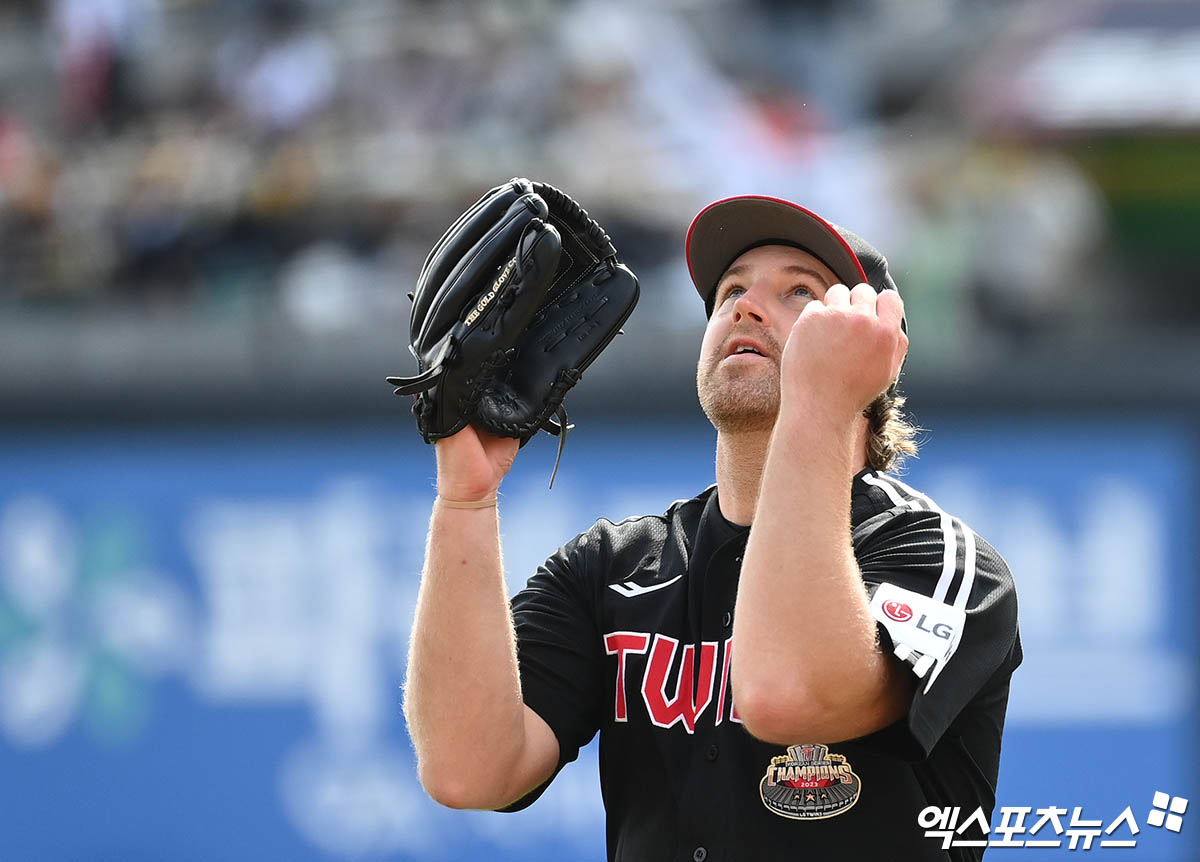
left=731, top=288, right=766, bottom=324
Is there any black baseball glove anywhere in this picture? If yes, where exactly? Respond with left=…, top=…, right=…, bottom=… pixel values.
left=387, top=178, right=639, bottom=481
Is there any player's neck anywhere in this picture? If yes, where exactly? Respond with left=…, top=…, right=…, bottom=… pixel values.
left=714, top=417, right=873, bottom=526
left=713, top=429, right=773, bottom=526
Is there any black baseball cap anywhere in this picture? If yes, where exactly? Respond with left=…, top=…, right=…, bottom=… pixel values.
left=685, top=195, right=900, bottom=317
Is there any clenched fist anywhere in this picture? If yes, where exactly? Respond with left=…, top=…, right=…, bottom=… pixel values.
left=780, top=282, right=907, bottom=419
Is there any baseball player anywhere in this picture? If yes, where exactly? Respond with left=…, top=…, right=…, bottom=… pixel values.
left=404, top=194, right=1022, bottom=861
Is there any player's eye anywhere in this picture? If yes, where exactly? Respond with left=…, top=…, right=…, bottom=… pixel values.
left=720, top=285, right=745, bottom=305
left=791, top=285, right=814, bottom=299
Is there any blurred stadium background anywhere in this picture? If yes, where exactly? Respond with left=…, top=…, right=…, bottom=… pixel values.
left=1, top=0, right=1197, bottom=859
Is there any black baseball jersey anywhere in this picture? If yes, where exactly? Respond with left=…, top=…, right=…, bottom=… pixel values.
left=504, top=468, right=1021, bottom=862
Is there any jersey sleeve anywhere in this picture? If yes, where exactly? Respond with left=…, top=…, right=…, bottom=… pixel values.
left=497, top=529, right=606, bottom=811
left=852, top=507, right=1021, bottom=761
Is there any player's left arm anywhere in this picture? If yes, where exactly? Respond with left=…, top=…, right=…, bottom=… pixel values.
left=731, top=283, right=912, bottom=745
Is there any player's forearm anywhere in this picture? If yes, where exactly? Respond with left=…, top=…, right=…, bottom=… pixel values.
left=404, top=503, right=530, bottom=807
left=730, top=400, right=892, bottom=742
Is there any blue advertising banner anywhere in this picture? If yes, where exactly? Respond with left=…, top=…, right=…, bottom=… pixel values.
left=0, top=417, right=1195, bottom=860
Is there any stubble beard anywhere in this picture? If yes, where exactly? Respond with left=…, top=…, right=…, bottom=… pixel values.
left=696, top=353, right=781, bottom=434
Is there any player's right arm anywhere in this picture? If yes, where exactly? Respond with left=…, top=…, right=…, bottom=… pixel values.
left=403, top=425, right=560, bottom=810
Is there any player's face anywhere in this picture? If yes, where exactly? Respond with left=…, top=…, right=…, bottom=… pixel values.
left=696, top=244, right=838, bottom=432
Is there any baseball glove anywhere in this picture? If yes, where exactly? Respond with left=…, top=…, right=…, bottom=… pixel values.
left=387, top=178, right=639, bottom=483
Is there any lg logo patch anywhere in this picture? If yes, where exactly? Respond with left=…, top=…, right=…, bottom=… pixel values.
left=870, top=583, right=966, bottom=693
left=919, top=617, right=955, bottom=640
left=883, top=600, right=955, bottom=640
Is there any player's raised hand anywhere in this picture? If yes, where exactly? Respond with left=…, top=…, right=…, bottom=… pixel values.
left=779, top=282, right=907, bottom=418
left=435, top=425, right=520, bottom=504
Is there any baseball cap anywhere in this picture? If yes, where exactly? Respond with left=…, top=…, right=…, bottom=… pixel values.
left=685, top=195, right=900, bottom=317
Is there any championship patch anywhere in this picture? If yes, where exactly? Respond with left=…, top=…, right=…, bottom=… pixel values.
left=869, top=582, right=965, bottom=694
left=759, top=744, right=861, bottom=820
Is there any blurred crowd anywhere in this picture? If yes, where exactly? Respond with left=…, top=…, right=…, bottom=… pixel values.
left=0, top=0, right=1193, bottom=356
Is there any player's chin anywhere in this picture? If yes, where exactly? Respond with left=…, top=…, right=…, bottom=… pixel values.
left=704, top=404, right=778, bottom=434
left=702, top=354, right=773, bottom=381
left=698, top=385, right=779, bottom=432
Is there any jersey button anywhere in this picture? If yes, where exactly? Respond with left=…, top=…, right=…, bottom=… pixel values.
left=705, top=744, right=719, bottom=761
left=721, top=610, right=732, bottom=628
left=692, top=847, right=708, bottom=862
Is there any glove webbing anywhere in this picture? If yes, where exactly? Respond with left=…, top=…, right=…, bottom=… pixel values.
left=532, top=181, right=618, bottom=267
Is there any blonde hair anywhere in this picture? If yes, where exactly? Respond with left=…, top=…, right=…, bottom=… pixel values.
left=865, top=391, right=919, bottom=473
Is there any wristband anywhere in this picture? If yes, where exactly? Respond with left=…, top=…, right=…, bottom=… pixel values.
left=436, top=496, right=498, bottom=509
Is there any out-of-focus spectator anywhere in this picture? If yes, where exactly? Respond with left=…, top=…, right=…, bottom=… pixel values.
left=0, top=108, right=52, bottom=223
left=213, top=0, right=337, bottom=136
left=51, top=0, right=158, bottom=134
left=961, top=148, right=1105, bottom=340
left=898, top=143, right=1106, bottom=359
